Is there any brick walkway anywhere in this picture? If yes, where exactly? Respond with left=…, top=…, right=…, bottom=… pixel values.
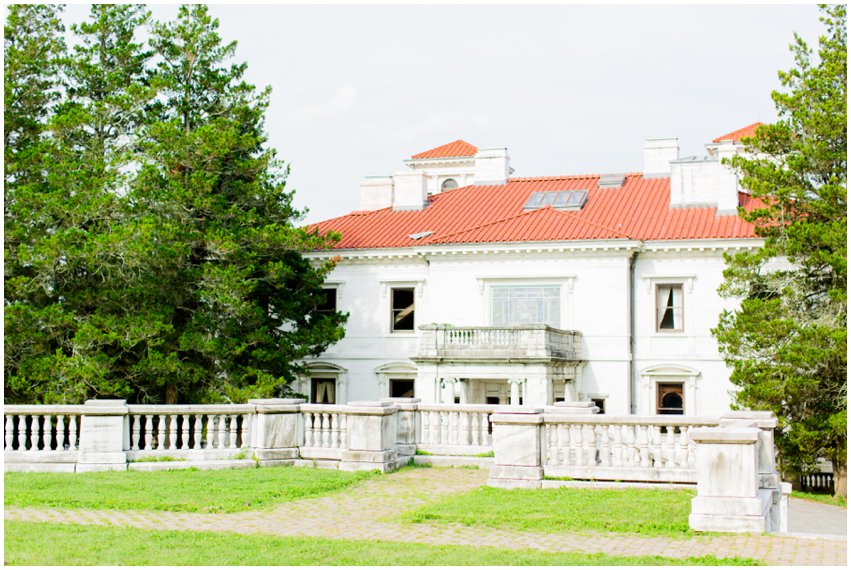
left=4, top=467, right=846, bottom=565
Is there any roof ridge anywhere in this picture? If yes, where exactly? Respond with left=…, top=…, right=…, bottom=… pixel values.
left=424, top=207, right=550, bottom=243
left=509, top=172, right=644, bottom=182
left=550, top=208, right=632, bottom=239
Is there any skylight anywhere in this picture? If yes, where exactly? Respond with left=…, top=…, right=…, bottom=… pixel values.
left=408, top=231, right=434, bottom=240
left=524, top=190, right=588, bottom=211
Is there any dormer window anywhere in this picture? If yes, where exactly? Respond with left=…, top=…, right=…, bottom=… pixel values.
left=441, top=178, right=458, bottom=192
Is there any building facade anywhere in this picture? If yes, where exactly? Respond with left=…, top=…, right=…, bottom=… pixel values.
left=302, top=125, right=765, bottom=416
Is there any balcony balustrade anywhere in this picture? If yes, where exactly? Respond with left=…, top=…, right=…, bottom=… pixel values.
left=418, top=324, right=582, bottom=361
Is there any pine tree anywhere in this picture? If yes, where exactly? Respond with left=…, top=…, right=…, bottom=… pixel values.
left=127, top=5, right=346, bottom=403
left=714, top=5, right=847, bottom=498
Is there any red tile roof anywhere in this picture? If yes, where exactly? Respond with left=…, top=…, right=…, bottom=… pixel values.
left=411, top=140, right=478, bottom=160
left=310, top=174, right=758, bottom=250
left=712, top=122, right=764, bottom=143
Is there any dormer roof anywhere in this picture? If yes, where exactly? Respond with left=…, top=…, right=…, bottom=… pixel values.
left=712, top=122, right=764, bottom=143
left=410, top=140, right=478, bottom=160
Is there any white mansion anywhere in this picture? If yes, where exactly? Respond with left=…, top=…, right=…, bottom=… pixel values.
left=302, top=125, right=764, bottom=417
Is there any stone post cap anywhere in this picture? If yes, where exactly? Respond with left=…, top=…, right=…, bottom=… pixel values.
left=689, top=424, right=760, bottom=444
left=346, top=400, right=399, bottom=415
left=82, top=399, right=128, bottom=415
left=721, top=411, right=778, bottom=429
left=490, top=407, right=545, bottom=425
left=548, top=401, right=600, bottom=414
left=349, top=400, right=396, bottom=407
left=248, top=398, right=305, bottom=412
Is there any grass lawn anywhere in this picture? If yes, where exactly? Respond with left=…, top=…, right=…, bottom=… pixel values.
left=403, top=486, right=697, bottom=537
left=791, top=491, right=847, bottom=508
left=3, top=521, right=759, bottom=566
left=4, top=466, right=375, bottom=513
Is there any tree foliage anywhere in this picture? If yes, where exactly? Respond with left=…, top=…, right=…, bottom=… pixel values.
left=4, top=4, right=346, bottom=405
left=713, top=5, right=847, bottom=496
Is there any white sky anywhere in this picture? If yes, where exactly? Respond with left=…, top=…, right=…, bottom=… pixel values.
left=60, top=3, right=827, bottom=225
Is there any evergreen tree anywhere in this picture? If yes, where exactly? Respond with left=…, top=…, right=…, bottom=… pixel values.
left=129, top=5, right=346, bottom=403
left=714, top=5, right=847, bottom=498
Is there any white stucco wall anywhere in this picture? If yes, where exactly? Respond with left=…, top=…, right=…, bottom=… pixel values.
left=303, top=238, right=759, bottom=416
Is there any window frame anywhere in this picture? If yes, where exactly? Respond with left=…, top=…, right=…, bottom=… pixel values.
left=390, top=286, right=416, bottom=333
left=656, top=382, right=684, bottom=415
left=490, top=284, right=562, bottom=328
left=316, top=287, right=337, bottom=315
left=655, top=283, right=684, bottom=333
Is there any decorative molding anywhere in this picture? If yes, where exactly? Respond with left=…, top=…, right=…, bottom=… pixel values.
left=643, top=274, right=696, bottom=294
left=380, top=279, right=425, bottom=299
left=476, top=275, right=577, bottom=295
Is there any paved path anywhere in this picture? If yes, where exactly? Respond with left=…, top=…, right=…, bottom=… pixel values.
left=5, top=468, right=846, bottom=566
left=787, top=497, right=847, bottom=539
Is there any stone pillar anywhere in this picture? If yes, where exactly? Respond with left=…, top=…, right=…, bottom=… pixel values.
left=248, top=398, right=304, bottom=467
left=508, top=378, right=522, bottom=406
left=380, top=397, right=420, bottom=458
left=340, top=401, right=398, bottom=472
left=487, top=408, right=544, bottom=489
left=721, top=411, right=785, bottom=531
left=689, top=420, right=773, bottom=533
left=76, top=399, right=129, bottom=472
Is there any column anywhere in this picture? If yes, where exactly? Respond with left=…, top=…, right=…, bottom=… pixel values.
left=508, top=378, right=521, bottom=406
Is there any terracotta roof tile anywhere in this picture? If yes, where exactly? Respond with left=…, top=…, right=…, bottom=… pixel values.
left=411, top=140, right=478, bottom=160
left=310, top=174, right=758, bottom=250
left=712, top=122, right=764, bottom=143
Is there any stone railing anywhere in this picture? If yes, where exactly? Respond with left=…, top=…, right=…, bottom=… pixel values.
left=418, top=324, right=582, bottom=361
left=5, top=405, right=85, bottom=472
left=4, top=399, right=788, bottom=533
left=543, top=411, right=720, bottom=483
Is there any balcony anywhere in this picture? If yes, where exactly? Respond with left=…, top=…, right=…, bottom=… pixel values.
left=417, top=324, right=582, bottom=362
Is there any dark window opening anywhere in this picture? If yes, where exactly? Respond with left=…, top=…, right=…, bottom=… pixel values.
left=317, top=288, right=336, bottom=314
left=390, top=379, right=415, bottom=398
left=486, top=396, right=500, bottom=405
left=591, top=398, right=606, bottom=414
left=311, top=378, right=336, bottom=404
left=657, top=383, right=684, bottom=415
left=391, top=288, right=415, bottom=331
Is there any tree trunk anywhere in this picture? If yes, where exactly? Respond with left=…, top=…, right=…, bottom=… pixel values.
left=833, top=462, right=847, bottom=500
left=165, top=384, right=178, bottom=405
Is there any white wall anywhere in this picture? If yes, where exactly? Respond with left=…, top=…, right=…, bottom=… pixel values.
left=305, top=240, right=755, bottom=416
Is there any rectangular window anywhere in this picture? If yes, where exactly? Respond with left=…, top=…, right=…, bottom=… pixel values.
left=389, top=379, right=415, bottom=398
left=311, top=378, right=336, bottom=404
left=656, top=383, right=684, bottom=415
left=591, top=398, right=606, bottom=414
left=391, top=288, right=415, bottom=332
left=656, top=284, right=683, bottom=332
left=317, top=288, right=337, bottom=314
left=491, top=286, right=560, bottom=328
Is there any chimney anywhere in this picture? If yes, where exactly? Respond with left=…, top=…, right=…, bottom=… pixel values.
left=359, top=176, right=394, bottom=211
left=643, top=138, right=679, bottom=177
left=392, top=171, right=428, bottom=210
left=669, top=140, right=741, bottom=215
left=474, top=147, right=510, bottom=185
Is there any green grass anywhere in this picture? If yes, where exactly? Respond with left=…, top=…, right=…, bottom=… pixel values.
left=3, top=521, right=759, bottom=566
left=791, top=491, right=847, bottom=508
left=403, top=486, right=697, bottom=537
left=4, top=466, right=375, bottom=513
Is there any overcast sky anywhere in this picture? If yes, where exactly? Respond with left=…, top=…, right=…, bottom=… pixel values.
left=62, top=3, right=826, bottom=224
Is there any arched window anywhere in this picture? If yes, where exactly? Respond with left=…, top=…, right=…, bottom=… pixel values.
left=441, top=178, right=458, bottom=192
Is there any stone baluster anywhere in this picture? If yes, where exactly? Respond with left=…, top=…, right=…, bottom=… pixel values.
left=439, top=411, right=449, bottom=445
left=193, top=414, right=203, bottom=450
left=68, top=415, right=78, bottom=450
left=42, top=414, right=52, bottom=450
left=583, top=424, right=597, bottom=466
left=156, top=414, right=167, bottom=450
left=677, top=427, right=689, bottom=467
left=56, top=415, right=66, bottom=451
left=637, top=425, right=650, bottom=467
left=129, top=416, right=140, bottom=450
left=470, top=413, right=480, bottom=446
left=176, top=414, right=187, bottom=450
left=420, top=411, right=430, bottom=445
left=651, top=425, right=663, bottom=467
left=5, top=416, right=13, bottom=450
left=321, top=413, right=330, bottom=448
left=605, top=425, right=617, bottom=467
left=27, top=416, right=37, bottom=450
left=664, top=425, right=676, bottom=467
left=204, top=415, right=215, bottom=449
left=568, top=424, right=580, bottom=465
left=460, top=411, right=470, bottom=446
left=484, top=413, right=493, bottom=447
left=557, top=424, right=569, bottom=466
left=228, top=414, right=238, bottom=449
left=430, top=411, right=439, bottom=444
left=339, top=413, right=348, bottom=449
left=141, top=415, right=152, bottom=450
left=167, top=415, right=178, bottom=450
left=216, top=415, right=228, bottom=449
left=304, top=413, right=314, bottom=447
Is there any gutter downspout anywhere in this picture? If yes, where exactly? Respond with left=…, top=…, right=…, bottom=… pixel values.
left=628, top=248, right=639, bottom=414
